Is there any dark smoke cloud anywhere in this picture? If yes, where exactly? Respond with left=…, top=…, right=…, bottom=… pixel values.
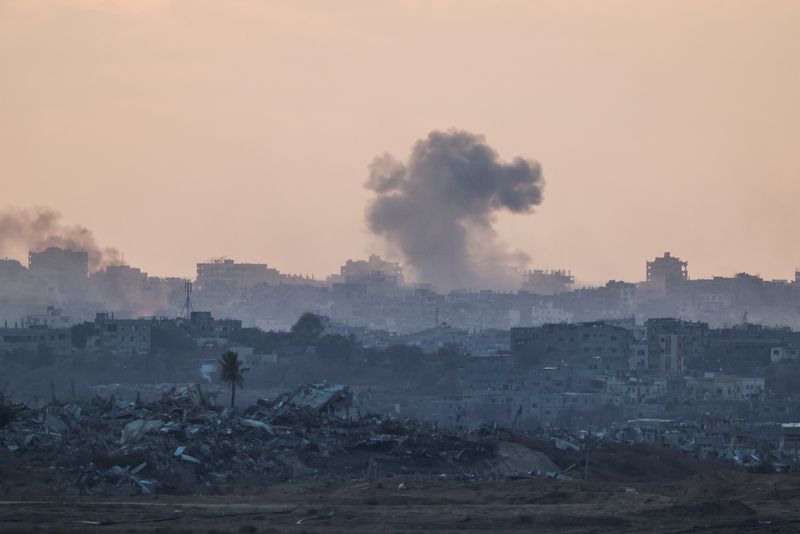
left=365, top=129, right=544, bottom=291
left=0, top=207, right=122, bottom=272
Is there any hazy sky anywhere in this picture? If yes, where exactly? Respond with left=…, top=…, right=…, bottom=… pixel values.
left=2, top=0, right=799, bottom=284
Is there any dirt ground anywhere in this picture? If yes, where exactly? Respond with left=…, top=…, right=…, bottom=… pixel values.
left=2, top=471, right=800, bottom=533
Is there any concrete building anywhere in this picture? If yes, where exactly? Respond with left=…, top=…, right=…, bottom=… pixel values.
left=646, top=252, right=688, bottom=290
left=686, top=373, right=765, bottom=401
left=771, top=346, right=800, bottom=362
left=337, top=255, right=403, bottom=285
left=0, top=259, right=27, bottom=288
left=606, top=375, right=667, bottom=403
left=629, top=342, right=648, bottom=370
left=0, top=324, right=71, bottom=356
left=707, top=324, right=799, bottom=374
left=521, top=269, right=574, bottom=295
left=646, top=318, right=708, bottom=372
left=458, top=354, right=515, bottom=391
left=91, top=264, right=147, bottom=295
left=25, top=306, right=71, bottom=329
left=511, top=322, right=633, bottom=373
left=90, top=312, right=151, bottom=355
left=530, top=303, right=573, bottom=326
left=196, top=259, right=276, bottom=289
left=28, top=247, right=88, bottom=295
left=183, top=311, right=242, bottom=344
left=196, top=258, right=319, bottom=291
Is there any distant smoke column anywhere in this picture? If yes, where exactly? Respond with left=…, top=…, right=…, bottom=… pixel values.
left=0, top=207, right=121, bottom=272
left=364, top=129, right=544, bottom=291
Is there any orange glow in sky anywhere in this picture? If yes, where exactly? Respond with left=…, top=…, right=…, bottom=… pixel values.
left=2, top=1, right=799, bottom=283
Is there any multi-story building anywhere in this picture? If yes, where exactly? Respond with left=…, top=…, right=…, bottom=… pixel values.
left=771, top=346, right=800, bottom=362
left=511, top=321, right=633, bottom=373
left=707, top=324, right=800, bottom=373
left=530, top=303, right=573, bottom=326
left=646, top=318, right=708, bottom=372
left=685, top=373, right=765, bottom=401
left=521, top=269, right=574, bottom=295
left=25, top=306, right=71, bottom=329
left=0, top=324, right=71, bottom=356
left=89, top=312, right=151, bottom=355
left=0, top=259, right=27, bottom=289
left=646, top=252, right=688, bottom=290
left=337, top=255, right=403, bottom=285
left=195, top=258, right=320, bottom=292
left=458, top=353, right=515, bottom=391
left=90, top=264, right=147, bottom=296
left=28, top=247, right=88, bottom=295
left=196, top=259, right=276, bottom=289
left=606, top=375, right=667, bottom=403
left=183, top=311, right=241, bottom=343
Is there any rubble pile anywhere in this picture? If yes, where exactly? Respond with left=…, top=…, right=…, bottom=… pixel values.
left=0, top=384, right=502, bottom=496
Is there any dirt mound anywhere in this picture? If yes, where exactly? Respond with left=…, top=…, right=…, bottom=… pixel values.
left=509, top=435, right=726, bottom=483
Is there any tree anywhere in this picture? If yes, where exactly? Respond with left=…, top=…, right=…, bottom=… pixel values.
left=316, top=334, right=356, bottom=363
left=434, top=342, right=463, bottom=371
left=218, top=351, right=246, bottom=410
left=291, top=312, right=324, bottom=342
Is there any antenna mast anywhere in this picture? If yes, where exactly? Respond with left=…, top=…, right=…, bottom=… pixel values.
left=180, top=281, right=194, bottom=319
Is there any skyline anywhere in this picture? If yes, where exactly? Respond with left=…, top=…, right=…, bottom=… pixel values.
left=3, top=1, right=800, bottom=283
left=2, top=222, right=799, bottom=289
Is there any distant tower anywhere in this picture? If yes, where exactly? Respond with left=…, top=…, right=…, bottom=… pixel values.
left=646, top=252, right=688, bottom=289
left=179, top=281, right=194, bottom=319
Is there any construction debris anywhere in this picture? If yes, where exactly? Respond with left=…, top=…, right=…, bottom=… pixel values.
left=3, top=382, right=767, bottom=497
left=0, top=383, right=501, bottom=496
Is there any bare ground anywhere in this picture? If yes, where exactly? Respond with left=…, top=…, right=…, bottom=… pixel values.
left=2, top=471, right=800, bottom=533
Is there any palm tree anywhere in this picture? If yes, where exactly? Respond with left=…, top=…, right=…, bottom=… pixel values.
left=218, top=351, right=246, bottom=410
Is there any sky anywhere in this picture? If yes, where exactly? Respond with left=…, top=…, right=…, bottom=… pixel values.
left=2, top=0, right=799, bottom=284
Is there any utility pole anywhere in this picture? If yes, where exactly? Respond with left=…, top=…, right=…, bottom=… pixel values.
left=511, top=405, right=523, bottom=431
left=583, top=432, right=596, bottom=480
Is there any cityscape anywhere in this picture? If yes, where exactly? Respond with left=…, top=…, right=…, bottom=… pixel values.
left=3, top=247, right=800, bottom=455
left=3, top=1, right=800, bottom=532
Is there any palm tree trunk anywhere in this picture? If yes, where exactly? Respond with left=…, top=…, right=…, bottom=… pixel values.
left=230, top=381, right=236, bottom=410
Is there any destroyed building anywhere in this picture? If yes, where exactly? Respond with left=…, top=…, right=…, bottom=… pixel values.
left=646, top=251, right=688, bottom=291
left=645, top=318, right=708, bottom=372
left=521, top=269, right=574, bottom=295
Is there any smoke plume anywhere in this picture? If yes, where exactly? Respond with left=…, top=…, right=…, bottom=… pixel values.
left=365, top=129, right=544, bottom=291
left=0, top=207, right=122, bottom=272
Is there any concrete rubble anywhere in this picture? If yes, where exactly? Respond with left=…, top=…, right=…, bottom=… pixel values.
left=0, top=383, right=562, bottom=496
left=7, top=382, right=785, bottom=497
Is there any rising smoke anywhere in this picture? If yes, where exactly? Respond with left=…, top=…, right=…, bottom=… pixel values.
left=365, top=129, right=544, bottom=291
left=0, top=207, right=121, bottom=272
